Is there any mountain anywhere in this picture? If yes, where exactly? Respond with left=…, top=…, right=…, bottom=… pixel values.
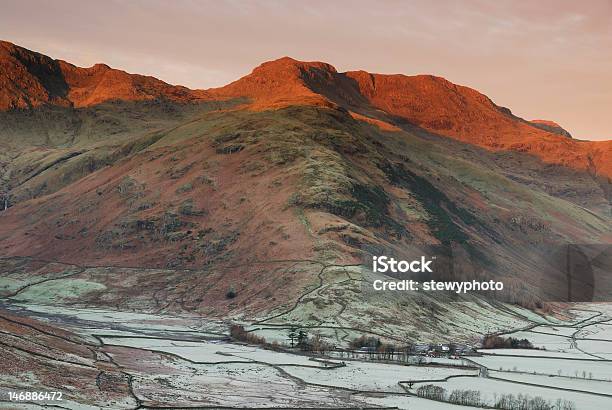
left=0, top=41, right=610, bottom=323
left=4, top=43, right=608, bottom=178
left=0, top=40, right=207, bottom=110
left=211, top=56, right=611, bottom=179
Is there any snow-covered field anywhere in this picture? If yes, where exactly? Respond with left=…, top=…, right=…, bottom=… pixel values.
left=281, top=360, right=477, bottom=392
left=3, top=300, right=612, bottom=410
left=101, top=336, right=475, bottom=394
left=575, top=339, right=612, bottom=359
left=470, top=355, right=612, bottom=380
left=130, top=360, right=372, bottom=408
left=490, top=370, right=612, bottom=395
left=15, top=303, right=227, bottom=334
left=477, top=348, right=592, bottom=359
left=411, top=376, right=612, bottom=409
left=356, top=393, right=481, bottom=409
left=101, top=337, right=343, bottom=366
left=531, top=324, right=580, bottom=337
left=458, top=305, right=612, bottom=409
left=576, top=322, right=612, bottom=339
left=502, top=330, right=575, bottom=350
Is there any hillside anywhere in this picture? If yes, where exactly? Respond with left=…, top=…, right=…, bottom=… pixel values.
left=0, top=42, right=610, bottom=319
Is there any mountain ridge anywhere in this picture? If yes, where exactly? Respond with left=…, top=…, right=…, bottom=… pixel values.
left=0, top=40, right=208, bottom=110
left=1, top=41, right=610, bottom=180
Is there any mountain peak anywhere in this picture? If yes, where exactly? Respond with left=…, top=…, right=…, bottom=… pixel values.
left=212, top=56, right=338, bottom=110
left=91, top=62, right=111, bottom=71
left=255, top=56, right=338, bottom=73
left=0, top=41, right=201, bottom=110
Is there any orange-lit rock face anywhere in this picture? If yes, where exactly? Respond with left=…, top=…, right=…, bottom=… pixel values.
left=346, top=71, right=512, bottom=138
left=0, top=41, right=71, bottom=109
left=57, top=61, right=199, bottom=107
left=0, top=41, right=206, bottom=109
left=213, top=57, right=610, bottom=178
left=348, top=111, right=401, bottom=131
left=341, top=71, right=610, bottom=178
left=209, top=57, right=335, bottom=109
left=1, top=41, right=609, bottom=177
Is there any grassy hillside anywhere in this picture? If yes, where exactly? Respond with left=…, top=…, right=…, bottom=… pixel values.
left=1, top=103, right=609, bottom=316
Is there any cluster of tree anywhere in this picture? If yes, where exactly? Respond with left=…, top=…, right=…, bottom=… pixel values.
left=448, top=389, right=482, bottom=407
left=230, top=325, right=266, bottom=345
left=416, top=385, right=481, bottom=406
left=335, top=347, right=427, bottom=363
left=349, top=335, right=383, bottom=350
left=494, top=394, right=576, bottom=410
left=288, top=328, right=334, bottom=353
left=482, top=335, right=534, bottom=349
left=415, top=384, right=446, bottom=401
left=415, top=384, right=575, bottom=410
left=347, top=335, right=405, bottom=359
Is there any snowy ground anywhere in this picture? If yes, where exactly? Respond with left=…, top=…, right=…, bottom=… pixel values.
left=411, top=376, right=612, bottom=408
left=281, top=360, right=477, bottom=393
left=100, top=336, right=343, bottom=366
left=476, top=348, right=592, bottom=359
left=470, top=353, right=612, bottom=380
left=2, top=301, right=612, bottom=409
left=490, top=370, right=612, bottom=395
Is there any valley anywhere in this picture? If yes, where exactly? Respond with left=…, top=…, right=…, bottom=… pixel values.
left=1, top=290, right=612, bottom=409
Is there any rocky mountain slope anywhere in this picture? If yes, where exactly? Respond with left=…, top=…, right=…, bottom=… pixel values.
left=0, top=41, right=609, bottom=317
left=0, top=40, right=209, bottom=110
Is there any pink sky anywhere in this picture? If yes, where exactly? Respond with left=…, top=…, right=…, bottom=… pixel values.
left=1, top=0, right=610, bottom=140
